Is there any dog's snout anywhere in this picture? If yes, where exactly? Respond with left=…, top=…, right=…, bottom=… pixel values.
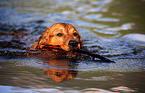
left=68, top=40, right=78, bottom=48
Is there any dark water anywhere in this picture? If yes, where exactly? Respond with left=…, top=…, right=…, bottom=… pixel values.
left=0, top=0, right=145, bottom=93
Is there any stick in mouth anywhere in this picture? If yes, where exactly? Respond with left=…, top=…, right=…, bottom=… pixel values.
left=41, top=45, right=115, bottom=63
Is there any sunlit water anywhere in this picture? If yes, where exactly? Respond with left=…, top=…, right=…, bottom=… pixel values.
left=0, top=0, right=145, bottom=93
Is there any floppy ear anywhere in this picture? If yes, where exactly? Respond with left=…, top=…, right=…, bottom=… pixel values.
left=30, top=28, right=50, bottom=50
left=37, top=28, right=50, bottom=49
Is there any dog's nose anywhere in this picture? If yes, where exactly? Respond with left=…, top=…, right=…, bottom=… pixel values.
left=68, top=40, right=78, bottom=48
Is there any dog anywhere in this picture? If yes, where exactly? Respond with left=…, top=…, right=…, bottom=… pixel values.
left=30, top=23, right=83, bottom=52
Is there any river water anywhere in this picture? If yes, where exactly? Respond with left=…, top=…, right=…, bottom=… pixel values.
left=0, top=0, right=145, bottom=93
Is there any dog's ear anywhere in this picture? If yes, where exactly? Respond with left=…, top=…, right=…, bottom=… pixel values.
left=37, top=28, right=50, bottom=49
left=30, top=28, right=50, bottom=50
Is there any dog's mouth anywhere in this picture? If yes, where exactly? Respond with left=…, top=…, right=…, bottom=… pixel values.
left=41, top=44, right=79, bottom=52
left=41, top=40, right=80, bottom=52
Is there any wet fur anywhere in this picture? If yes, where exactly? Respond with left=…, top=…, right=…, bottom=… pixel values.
left=30, top=23, right=83, bottom=51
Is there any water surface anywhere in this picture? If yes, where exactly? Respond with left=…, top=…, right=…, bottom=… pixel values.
left=0, top=0, right=145, bottom=92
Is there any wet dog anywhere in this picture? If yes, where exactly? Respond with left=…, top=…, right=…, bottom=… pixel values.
left=30, top=23, right=83, bottom=51
left=30, top=23, right=83, bottom=58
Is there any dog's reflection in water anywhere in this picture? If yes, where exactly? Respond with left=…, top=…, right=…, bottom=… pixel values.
left=43, top=59, right=78, bottom=82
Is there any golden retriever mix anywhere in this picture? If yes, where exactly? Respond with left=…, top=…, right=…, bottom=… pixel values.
left=30, top=23, right=83, bottom=52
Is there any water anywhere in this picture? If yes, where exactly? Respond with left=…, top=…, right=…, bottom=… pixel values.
left=0, top=0, right=145, bottom=92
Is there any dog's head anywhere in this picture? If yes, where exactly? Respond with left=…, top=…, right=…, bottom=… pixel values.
left=31, top=23, right=83, bottom=51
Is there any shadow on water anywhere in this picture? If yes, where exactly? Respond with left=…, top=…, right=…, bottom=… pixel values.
left=0, top=0, right=145, bottom=92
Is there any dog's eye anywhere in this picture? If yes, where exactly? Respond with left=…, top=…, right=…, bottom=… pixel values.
left=73, top=33, right=78, bottom=36
left=56, top=33, right=63, bottom=37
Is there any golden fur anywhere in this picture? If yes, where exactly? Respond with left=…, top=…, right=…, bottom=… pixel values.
left=30, top=23, right=83, bottom=51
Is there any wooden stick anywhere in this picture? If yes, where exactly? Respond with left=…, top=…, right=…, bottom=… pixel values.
left=42, top=45, right=115, bottom=63
left=75, top=49, right=115, bottom=63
